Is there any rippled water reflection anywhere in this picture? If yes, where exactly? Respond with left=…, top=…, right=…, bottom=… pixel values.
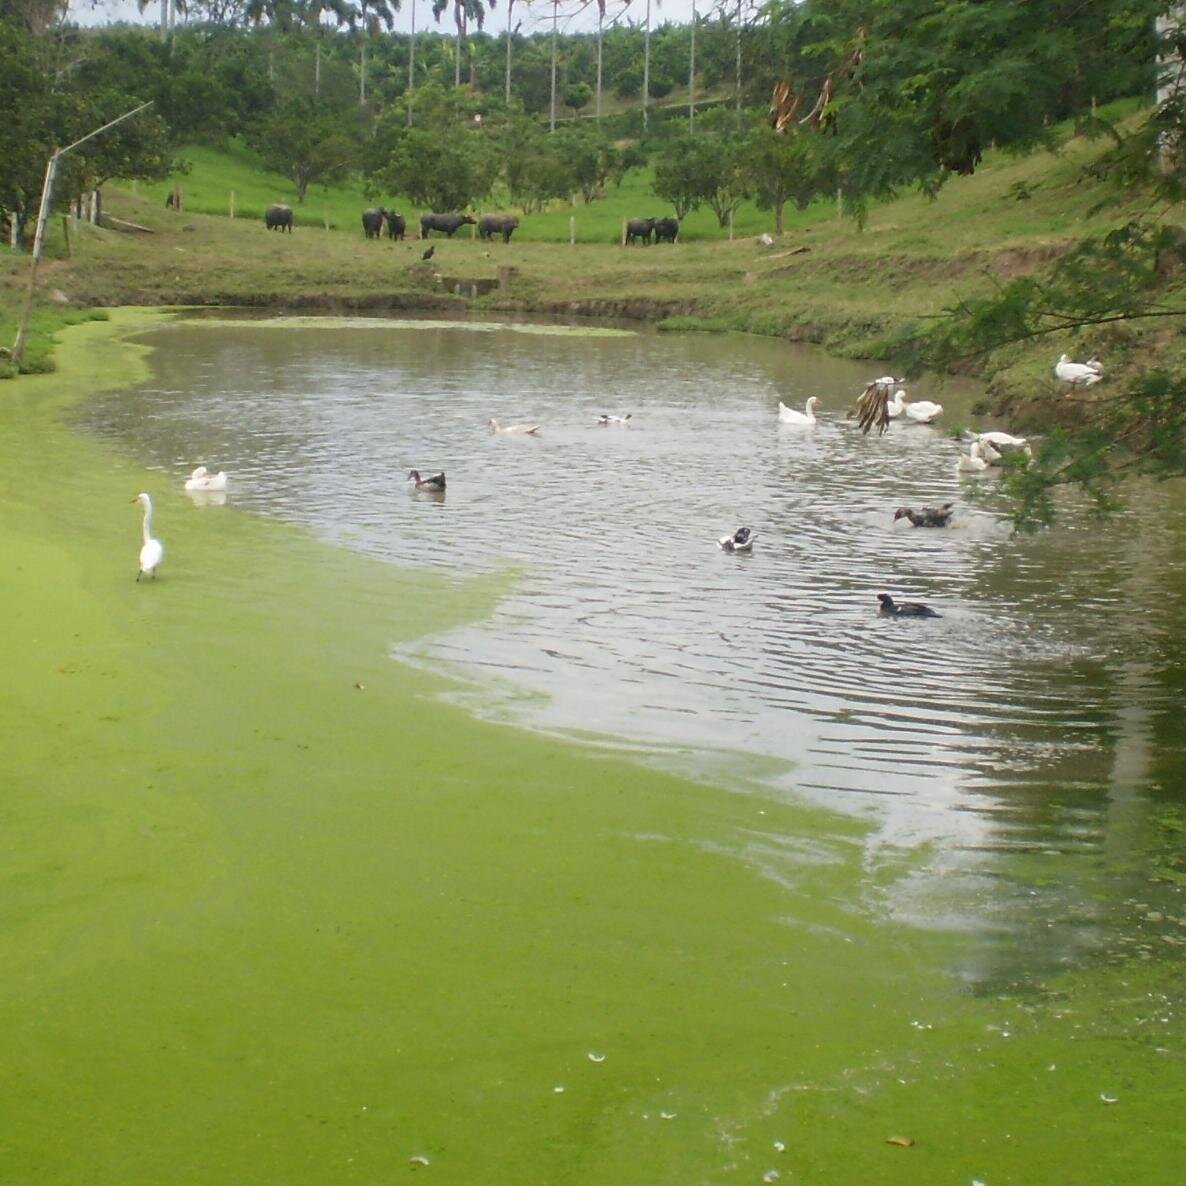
left=82, top=314, right=1186, bottom=973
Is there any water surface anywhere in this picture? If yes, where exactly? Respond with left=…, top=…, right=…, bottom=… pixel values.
left=81, top=313, right=1186, bottom=981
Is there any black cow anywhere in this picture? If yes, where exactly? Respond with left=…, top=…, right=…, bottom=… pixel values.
left=384, top=211, right=407, bottom=240
left=653, top=217, right=679, bottom=244
left=265, top=203, right=293, bottom=233
left=421, top=213, right=477, bottom=238
left=625, top=217, right=655, bottom=245
left=478, top=214, right=520, bottom=243
left=362, top=206, right=387, bottom=239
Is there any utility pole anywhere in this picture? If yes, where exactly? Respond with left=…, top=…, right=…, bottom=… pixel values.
left=12, top=103, right=153, bottom=365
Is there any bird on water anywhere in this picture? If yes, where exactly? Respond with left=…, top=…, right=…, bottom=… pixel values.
left=877, top=593, right=941, bottom=618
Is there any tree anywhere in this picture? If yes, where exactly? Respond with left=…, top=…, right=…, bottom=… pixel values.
left=744, top=122, right=833, bottom=234
left=372, top=119, right=494, bottom=209
left=250, top=97, right=362, bottom=200
left=564, top=80, right=593, bottom=114
left=652, top=136, right=712, bottom=219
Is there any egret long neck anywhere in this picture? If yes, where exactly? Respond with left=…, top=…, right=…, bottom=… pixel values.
left=141, top=505, right=153, bottom=545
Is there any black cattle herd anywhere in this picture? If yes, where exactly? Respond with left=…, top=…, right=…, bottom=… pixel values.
left=261, top=202, right=679, bottom=246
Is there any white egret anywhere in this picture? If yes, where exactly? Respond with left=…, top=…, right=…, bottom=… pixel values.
left=132, top=492, right=164, bottom=580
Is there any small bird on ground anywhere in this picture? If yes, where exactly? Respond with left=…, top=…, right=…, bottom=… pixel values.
left=878, top=593, right=941, bottom=618
left=422, top=244, right=435, bottom=261
left=1055, top=353, right=1103, bottom=386
left=408, top=469, right=446, bottom=491
left=718, top=527, right=755, bottom=553
left=894, top=503, right=955, bottom=528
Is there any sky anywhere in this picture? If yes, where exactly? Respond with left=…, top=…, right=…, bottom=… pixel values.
left=66, top=0, right=727, bottom=38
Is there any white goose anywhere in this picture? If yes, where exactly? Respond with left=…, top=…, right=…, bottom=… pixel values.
left=132, top=492, right=164, bottom=580
left=778, top=396, right=821, bottom=426
left=956, top=441, right=997, bottom=473
left=968, top=430, right=1031, bottom=460
left=488, top=418, right=540, bottom=435
left=184, top=465, right=228, bottom=492
left=1055, top=353, right=1103, bottom=386
left=887, top=389, right=908, bottom=418
left=902, top=396, right=943, bottom=424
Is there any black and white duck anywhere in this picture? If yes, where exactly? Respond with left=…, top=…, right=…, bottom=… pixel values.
left=719, top=527, right=755, bottom=553
left=408, top=469, right=447, bottom=492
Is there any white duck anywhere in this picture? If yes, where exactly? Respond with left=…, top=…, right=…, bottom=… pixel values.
left=968, top=430, right=1032, bottom=460
left=132, top=492, right=164, bottom=580
left=1055, top=353, right=1103, bottom=386
left=778, top=396, right=821, bottom=426
left=488, top=418, right=540, bottom=435
left=596, top=413, right=632, bottom=426
left=184, top=465, right=228, bottom=492
left=901, top=396, right=943, bottom=424
left=956, top=441, right=997, bottom=473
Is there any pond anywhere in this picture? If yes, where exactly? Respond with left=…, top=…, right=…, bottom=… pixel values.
left=81, top=313, right=1186, bottom=985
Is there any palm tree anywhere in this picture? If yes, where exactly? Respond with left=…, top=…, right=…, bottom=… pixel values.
left=347, top=0, right=399, bottom=104
left=432, top=1, right=492, bottom=89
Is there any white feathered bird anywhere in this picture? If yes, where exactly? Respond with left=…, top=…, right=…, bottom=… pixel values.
left=132, top=492, right=164, bottom=580
left=184, top=465, right=228, bottom=492
left=778, top=396, right=821, bottom=426
left=1055, top=354, right=1103, bottom=386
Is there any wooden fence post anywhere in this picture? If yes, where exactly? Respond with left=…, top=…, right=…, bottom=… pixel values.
left=621, top=218, right=627, bottom=246
left=569, top=215, right=575, bottom=245
left=229, top=190, right=236, bottom=219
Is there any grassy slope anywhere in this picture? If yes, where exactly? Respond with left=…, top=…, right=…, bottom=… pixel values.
left=2, top=100, right=1182, bottom=418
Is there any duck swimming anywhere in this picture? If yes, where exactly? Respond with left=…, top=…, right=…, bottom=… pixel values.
left=408, top=469, right=447, bottom=491
left=597, top=413, right=632, bottom=426
left=718, top=527, right=755, bottom=553
left=893, top=503, right=954, bottom=528
left=488, top=418, right=540, bottom=435
left=878, top=593, right=941, bottom=618
left=184, top=465, right=228, bottom=492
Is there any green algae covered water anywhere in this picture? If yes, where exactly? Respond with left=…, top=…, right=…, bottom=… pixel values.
left=2, top=310, right=1184, bottom=1186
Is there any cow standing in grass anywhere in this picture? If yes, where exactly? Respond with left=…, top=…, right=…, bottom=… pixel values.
left=420, top=213, right=476, bottom=238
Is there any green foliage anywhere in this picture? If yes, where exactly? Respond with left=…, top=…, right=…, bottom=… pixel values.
left=247, top=96, right=362, bottom=201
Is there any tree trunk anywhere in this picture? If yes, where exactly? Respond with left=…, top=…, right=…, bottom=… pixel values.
left=735, top=0, right=742, bottom=114
left=361, top=38, right=367, bottom=105
left=689, top=5, right=696, bottom=133
left=643, top=0, right=651, bottom=132
left=408, top=0, right=416, bottom=125
left=505, top=0, right=513, bottom=104
left=550, top=2, right=558, bottom=132
left=596, top=13, right=603, bottom=121
left=774, top=197, right=785, bottom=236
